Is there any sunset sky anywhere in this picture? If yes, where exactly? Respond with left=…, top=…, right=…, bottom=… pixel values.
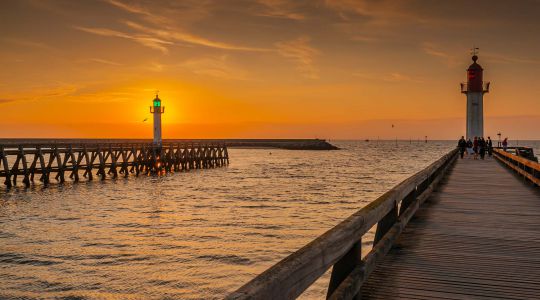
left=1, top=0, right=540, bottom=139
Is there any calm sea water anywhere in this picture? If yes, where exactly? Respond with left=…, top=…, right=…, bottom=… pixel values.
left=0, top=140, right=536, bottom=299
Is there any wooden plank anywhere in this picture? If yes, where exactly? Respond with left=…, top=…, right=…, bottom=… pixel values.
left=329, top=153, right=457, bottom=300
left=360, top=157, right=540, bottom=300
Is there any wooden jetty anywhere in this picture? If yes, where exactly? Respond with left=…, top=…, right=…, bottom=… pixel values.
left=0, top=142, right=229, bottom=187
left=227, top=147, right=540, bottom=299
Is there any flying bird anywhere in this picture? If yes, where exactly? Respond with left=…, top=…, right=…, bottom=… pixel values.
left=142, top=118, right=148, bottom=122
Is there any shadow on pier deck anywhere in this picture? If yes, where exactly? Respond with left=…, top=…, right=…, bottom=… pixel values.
left=361, top=157, right=540, bottom=299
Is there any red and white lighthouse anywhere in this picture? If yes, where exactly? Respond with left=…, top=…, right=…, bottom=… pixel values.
left=461, top=52, right=490, bottom=139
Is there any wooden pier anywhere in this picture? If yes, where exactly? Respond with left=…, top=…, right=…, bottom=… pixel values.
left=227, top=148, right=540, bottom=300
left=0, top=142, right=229, bottom=187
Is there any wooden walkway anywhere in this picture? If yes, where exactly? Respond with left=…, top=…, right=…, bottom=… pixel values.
left=361, top=157, right=540, bottom=299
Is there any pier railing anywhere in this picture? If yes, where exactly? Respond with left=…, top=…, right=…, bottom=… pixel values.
left=0, top=142, right=229, bottom=188
left=493, top=148, right=539, bottom=186
left=227, top=148, right=458, bottom=300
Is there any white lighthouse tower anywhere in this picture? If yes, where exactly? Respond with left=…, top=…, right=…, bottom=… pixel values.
left=461, top=51, right=489, bottom=140
left=150, top=93, right=165, bottom=146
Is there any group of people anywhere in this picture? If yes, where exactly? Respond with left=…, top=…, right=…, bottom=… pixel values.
left=457, top=136, right=498, bottom=160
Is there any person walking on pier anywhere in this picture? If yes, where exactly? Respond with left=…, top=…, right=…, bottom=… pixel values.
left=479, top=137, right=486, bottom=160
left=502, top=138, right=508, bottom=151
left=487, top=136, right=493, bottom=157
left=473, top=137, right=479, bottom=160
left=466, top=138, right=473, bottom=157
left=458, top=136, right=467, bottom=159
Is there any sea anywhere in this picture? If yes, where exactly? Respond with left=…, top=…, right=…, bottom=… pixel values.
left=1, top=140, right=538, bottom=299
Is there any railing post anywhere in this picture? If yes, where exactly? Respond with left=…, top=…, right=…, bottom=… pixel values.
left=1, top=146, right=12, bottom=188
left=399, top=188, right=417, bottom=215
left=327, top=239, right=363, bottom=299
left=374, top=201, right=398, bottom=243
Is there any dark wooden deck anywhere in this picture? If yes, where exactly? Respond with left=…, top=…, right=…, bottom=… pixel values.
left=361, top=157, right=540, bottom=299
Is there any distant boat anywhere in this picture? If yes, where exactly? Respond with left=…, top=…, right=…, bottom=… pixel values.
left=365, top=139, right=370, bottom=142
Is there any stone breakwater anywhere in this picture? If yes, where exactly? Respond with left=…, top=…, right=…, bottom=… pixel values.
left=0, top=139, right=339, bottom=150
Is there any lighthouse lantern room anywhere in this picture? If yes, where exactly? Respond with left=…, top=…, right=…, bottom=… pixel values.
left=150, top=93, right=165, bottom=146
left=460, top=50, right=490, bottom=140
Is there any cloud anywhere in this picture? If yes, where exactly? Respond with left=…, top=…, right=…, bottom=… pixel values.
left=275, top=36, right=319, bottom=79
left=422, top=42, right=449, bottom=58
left=351, top=35, right=379, bottom=43
left=353, top=71, right=423, bottom=83
left=106, top=0, right=151, bottom=16
left=0, top=99, right=16, bottom=105
left=255, top=0, right=305, bottom=20
left=0, top=84, right=79, bottom=105
left=87, top=58, right=122, bottom=66
left=421, top=42, right=458, bottom=67
left=103, top=0, right=268, bottom=52
left=324, top=0, right=419, bottom=25
left=180, top=55, right=249, bottom=80
left=74, top=26, right=172, bottom=53
left=483, top=52, right=540, bottom=65
left=123, top=21, right=268, bottom=52
left=0, top=37, right=55, bottom=51
left=146, top=62, right=165, bottom=72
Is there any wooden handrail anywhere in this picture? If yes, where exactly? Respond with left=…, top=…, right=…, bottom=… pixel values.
left=227, top=148, right=458, bottom=300
left=493, top=148, right=540, bottom=185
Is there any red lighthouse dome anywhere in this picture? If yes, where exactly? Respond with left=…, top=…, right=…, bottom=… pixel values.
left=461, top=55, right=489, bottom=94
left=467, top=55, right=483, bottom=92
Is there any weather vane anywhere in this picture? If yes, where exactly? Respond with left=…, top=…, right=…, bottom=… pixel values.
left=470, top=46, right=479, bottom=56
left=155, top=90, right=159, bottom=97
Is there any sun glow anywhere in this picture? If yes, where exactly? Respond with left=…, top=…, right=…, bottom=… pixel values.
left=1, top=1, right=540, bottom=139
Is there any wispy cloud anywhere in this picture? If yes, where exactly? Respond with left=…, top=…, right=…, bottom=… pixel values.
left=351, top=35, right=379, bottom=43
left=421, top=42, right=458, bottom=67
left=275, top=37, right=319, bottom=79
left=180, top=55, right=249, bottom=80
left=123, top=21, right=268, bottom=52
left=422, top=42, right=449, bottom=59
left=146, top=61, right=165, bottom=72
left=86, top=58, right=122, bottom=66
left=324, top=0, right=420, bottom=25
left=101, top=0, right=268, bottom=52
left=104, top=0, right=169, bottom=24
left=483, top=52, right=540, bottom=65
left=353, top=71, right=423, bottom=83
left=255, top=0, right=305, bottom=20
left=0, top=37, right=55, bottom=51
left=74, top=26, right=172, bottom=53
left=0, top=83, right=79, bottom=105
left=0, top=99, right=16, bottom=105
left=106, top=0, right=151, bottom=16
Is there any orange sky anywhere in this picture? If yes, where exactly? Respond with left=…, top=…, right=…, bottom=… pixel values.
left=1, top=0, right=540, bottom=139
